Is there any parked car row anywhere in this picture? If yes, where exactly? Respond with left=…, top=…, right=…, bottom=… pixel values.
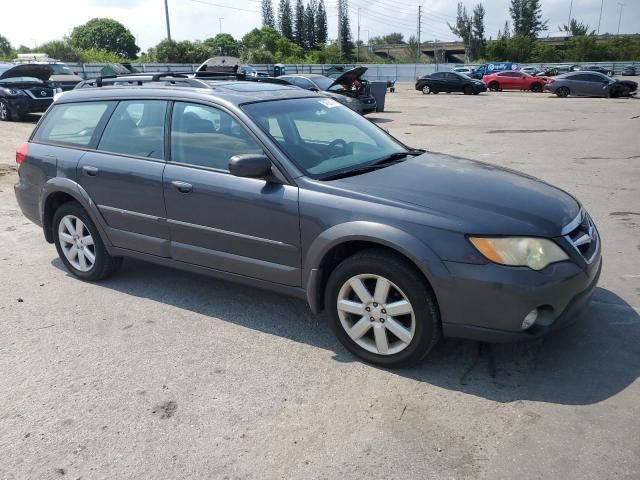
left=415, top=68, right=637, bottom=99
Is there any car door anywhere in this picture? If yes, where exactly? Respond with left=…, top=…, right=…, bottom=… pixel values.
left=430, top=72, right=446, bottom=91
left=587, top=74, right=610, bottom=96
left=78, top=99, right=171, bottom=257
left=162, top=101, right=301, bottom=286
left=445, top=73, right=462, bottom=92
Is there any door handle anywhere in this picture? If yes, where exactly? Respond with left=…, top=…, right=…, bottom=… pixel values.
left=171, top=180, right=193, bottom=193
left=82, top=165, right=98, bottom=177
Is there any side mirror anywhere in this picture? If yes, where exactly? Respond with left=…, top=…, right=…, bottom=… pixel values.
left=229, top=154, right=272, bottom=179
left=309, top=87, right=319, bottom=92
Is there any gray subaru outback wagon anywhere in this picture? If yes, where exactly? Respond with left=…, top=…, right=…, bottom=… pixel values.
left=14, top=81, right=601, bottom=367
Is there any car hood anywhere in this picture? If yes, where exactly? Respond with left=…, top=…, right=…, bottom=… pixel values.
left=329, top=66, right=367, bottom=89
left=0, top=64, right=82, bottom=83
left=326, top=152, right=580, bottom=236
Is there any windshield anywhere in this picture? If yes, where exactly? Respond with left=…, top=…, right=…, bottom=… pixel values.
left=49, top=64, right=74, bottom=75
left=242, top=97, right=407, bottom=179
left=310, top=75, right=334, bottom=90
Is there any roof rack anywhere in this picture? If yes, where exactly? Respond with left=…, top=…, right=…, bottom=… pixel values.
left=75, top=72, right=210, bottom=89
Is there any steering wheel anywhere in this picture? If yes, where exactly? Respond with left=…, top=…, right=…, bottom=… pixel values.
left=327, top=139, right=348, bottom=158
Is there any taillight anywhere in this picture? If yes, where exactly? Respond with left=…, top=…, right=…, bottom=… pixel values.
left=16, top=142, right=29, bottom=165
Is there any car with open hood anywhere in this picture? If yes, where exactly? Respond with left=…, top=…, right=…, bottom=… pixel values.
left=278, top=68, right=377, bottom=114
left=6, top=62, right=82, bottom=91
left=13, top=82, right=602, bottom=367
left=0, top=64, right=64, bottom=121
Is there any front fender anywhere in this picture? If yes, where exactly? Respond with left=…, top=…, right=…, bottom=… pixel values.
left=304, top=221, right=451, bottom=313
left=40, top=178, right=112, bottom=248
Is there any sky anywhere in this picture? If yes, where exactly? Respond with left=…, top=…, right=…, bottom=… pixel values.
left=2, top=0, right=637, bottom=53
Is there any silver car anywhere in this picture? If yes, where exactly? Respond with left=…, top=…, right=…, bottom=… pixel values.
left=545, top=71, right=637, bottom=98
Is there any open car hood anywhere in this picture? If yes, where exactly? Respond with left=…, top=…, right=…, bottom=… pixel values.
left=329, top=66, right=368, bottom=89
left=0, top=64, right=54, bottom=81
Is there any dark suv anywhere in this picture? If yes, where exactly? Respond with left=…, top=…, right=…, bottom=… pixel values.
left=14, top=81, right=601, bottom=367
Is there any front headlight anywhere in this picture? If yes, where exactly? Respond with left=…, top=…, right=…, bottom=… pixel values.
left=1, top=87, right=26, bottom=96
left=469, top=237, right=569, bottom=271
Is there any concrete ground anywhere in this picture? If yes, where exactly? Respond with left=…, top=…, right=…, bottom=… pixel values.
left=0, top=84, right=639, bottom=480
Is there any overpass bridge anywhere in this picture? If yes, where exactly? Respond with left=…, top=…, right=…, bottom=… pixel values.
left=370, top=35, right=631, bottom=63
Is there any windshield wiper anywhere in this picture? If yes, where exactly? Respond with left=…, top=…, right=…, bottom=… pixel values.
left=320, top=149, right=425, bottom=181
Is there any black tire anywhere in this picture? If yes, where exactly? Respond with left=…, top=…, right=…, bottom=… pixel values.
left=463, top=85, right=473, bottom=95
left=52, top=202, right=122, bottom=281
left=0, top=99, right=18, bottom=121
left=488, top=82, right=500, bottom=92
left=324, top=248, right=441, bottom=368
left=531, top=83, right=542, bottom=93
left=556, top=86, right=570, bottom=98
left=473, top=92, right=480, bottom=95
left=421, top=84, right=431, bottom=94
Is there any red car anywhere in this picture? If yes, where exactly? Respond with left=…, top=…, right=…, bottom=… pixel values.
left=482, top=70, right=548, bottom=92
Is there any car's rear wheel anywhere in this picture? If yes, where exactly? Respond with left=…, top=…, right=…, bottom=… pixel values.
left=556, top=86, right=570, bottom=98
left=531, top=83, right=543, bottom=92
left=488, top=82, right=500, bottom=92
left=463, top=85, right=473, bottom=95
left=324, top=249, right=440, bottom=368
left=53, top=202, right=122, bottom=281
left=421, top=85, right=431, bottom=94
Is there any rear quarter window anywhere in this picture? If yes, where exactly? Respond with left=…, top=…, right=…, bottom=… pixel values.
left=34, top=102, right=112, bottom=147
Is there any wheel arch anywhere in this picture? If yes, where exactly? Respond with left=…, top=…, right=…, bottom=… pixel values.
left=304, top=222, right=447, bottom=314
left=40, top=178, right=111, bottom=247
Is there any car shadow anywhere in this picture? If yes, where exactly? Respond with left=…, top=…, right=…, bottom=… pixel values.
left=368, top=117, right=393, bottom=124
left=51, top=258, right=640, bottom=406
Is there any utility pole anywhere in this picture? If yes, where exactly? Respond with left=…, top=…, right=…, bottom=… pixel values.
left=597, top=0, right=604, bottom=35
left=337, top=0, right=343, bottom=50
left=567, top=0, right=573, bottom=33
left=616, top=2, right=624, bottom=36
left=164, top=0, right=172, bottom=41
left=417, top=5, right=421, bottom=64
left=219, top=17, right=224, bottom=34
left=357, top=8, right=361, bottom=62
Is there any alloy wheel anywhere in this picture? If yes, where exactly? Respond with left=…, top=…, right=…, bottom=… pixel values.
left=58, top=214, right=96, bottom=272
left=336, top=274, right=415, bottom=356
left=0, top=101, right=8, bottom=121
left=422, top=85, right=430, bottom=94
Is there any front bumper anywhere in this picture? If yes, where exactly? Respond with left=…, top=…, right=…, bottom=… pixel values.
left=7, top=96, right=52, bottom=115
left=438, top=253, right=602, bottom=343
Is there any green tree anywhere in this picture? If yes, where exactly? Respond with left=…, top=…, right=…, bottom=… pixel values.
left=70, top=18, right=139, bottom=58
left=146, top=39, right=210, bottom=63
left=448, top=3, right=472, bottom=61
left=559, top=19, right=594, bottom=36
left=262, top=0, right=276, bottom=28
left=241, top=26, right=282, bottom=53
left=315, top=0, right=328, bottom=46
left=204, top=33, right=239, bottom=57
left=304, top=0, right=317, bottom=50
left=278, top=0, right=294, bottom=40
left=0, top=34, right=12, bottom=58
left=530, top=42, right=561, bottom=62
left=294, top=0, right=305, bottom=48
left=471, top=3, right=486, bottom=60
left=242, top=48, right=275, bottom=63
left=38, top=39, right=83, bottom=62
left=338, top=0, right=354, bottom=60
left=509, top=0, right=547, bottom=38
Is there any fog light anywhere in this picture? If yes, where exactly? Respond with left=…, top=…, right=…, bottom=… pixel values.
left=521, top=309, right=538, bottom=330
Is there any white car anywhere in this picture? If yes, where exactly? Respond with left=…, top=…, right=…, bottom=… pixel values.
left=453, top=67, right=473, bottom=75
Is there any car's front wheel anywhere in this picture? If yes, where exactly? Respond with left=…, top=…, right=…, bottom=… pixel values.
left=421, top=85, right=431, bottom=94
left=463, top=85, right=473, bottom=95
left=325, top=249, right=440, bottom=368
left=531, top=83, right=543, bottom=92
left=53, top=202, right=122, bottom=281
left=488, top=82, right=500, bottom=92
left=0, top=99, right=17, bottom=121
left=556, top=86, right=570, bottom=98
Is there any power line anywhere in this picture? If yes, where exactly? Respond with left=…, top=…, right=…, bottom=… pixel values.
left=187, top=0, right=259, bottom=14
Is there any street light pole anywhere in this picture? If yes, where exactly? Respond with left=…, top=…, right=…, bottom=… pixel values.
left=357, top=8, right=360, bottom=63
left=566, top=0, right=573, bottom=33
left=219, top=17, right=224, bottom=34
left=616, top=2, right=624, bottom=36
left=164, top=0, right=172, bottom=41
left=597, top=0, right=604, bottom=35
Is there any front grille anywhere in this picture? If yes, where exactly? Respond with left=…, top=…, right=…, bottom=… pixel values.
left=563, top=211, right=599, bottom=263
left=25, top=87, right=53, bottom=100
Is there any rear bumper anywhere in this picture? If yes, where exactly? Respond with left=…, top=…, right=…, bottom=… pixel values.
left=439, top=254, right=602, bottom=343
left=14, top=176, right=42, bottom=226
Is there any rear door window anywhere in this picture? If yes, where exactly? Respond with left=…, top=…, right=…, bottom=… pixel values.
left=34, top=102, right=112, bottom=147
left=97, top=100, right=167, bottom=159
